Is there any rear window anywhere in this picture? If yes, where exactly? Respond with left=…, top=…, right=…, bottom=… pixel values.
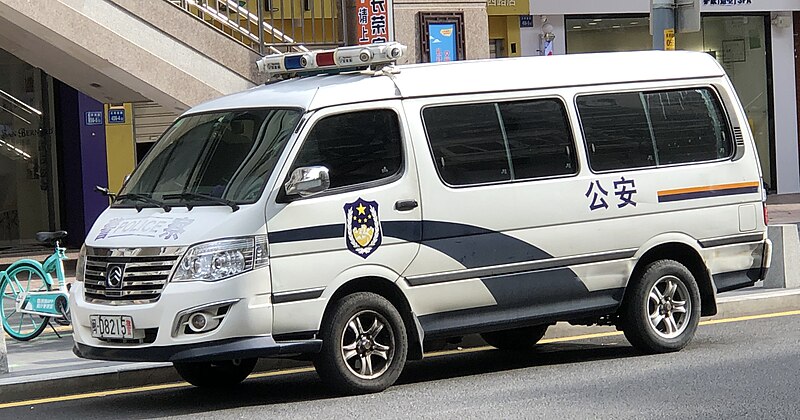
left=576, top=87, right=733, bottom=172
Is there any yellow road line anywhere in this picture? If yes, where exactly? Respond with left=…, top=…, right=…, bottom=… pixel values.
left=2, top=309, right=799, bottom=409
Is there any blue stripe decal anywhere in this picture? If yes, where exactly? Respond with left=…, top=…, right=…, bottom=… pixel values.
left=269, top=220, right=551, bottom=267
left=267, top=224, right=343, bottom=244
left=657, top=186, right=758, bottom=203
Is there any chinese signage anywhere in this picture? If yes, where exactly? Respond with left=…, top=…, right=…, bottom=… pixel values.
left=585, top=177, right=638, bottom=211
left=428, top=23, right=457, bottom=63
left=520, top=15, right=533, bottom=28
left=487, top=0, right=529, bottom=16
left=85, top=111, right=103, bottom=126
left=357, top=0, right=391, bottom=45
left=702, top=0, right=752, bottom=4
left=108, top=108, right=126, bottom=124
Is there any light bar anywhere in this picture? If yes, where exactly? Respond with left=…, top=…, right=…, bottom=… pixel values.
left=256, top=42, right=407, bottom=80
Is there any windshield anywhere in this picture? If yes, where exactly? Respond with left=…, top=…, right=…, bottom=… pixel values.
left=117, top=108, right=302, bottom=208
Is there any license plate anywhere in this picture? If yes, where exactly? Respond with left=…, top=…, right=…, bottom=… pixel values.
left=90, top=315, right=135, bottom=339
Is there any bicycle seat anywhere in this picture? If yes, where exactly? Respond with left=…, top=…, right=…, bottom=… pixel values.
left=35, top=231, right=68, bottom=243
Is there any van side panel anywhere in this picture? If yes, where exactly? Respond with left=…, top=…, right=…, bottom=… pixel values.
left=400, top=80, right=765, bottom=338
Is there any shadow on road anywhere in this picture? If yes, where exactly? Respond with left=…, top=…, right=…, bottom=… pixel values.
left=35, top=341, right=641, bottom=418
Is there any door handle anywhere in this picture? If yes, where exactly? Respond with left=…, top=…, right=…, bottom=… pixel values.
left=394, top=199, right=419, bottom=211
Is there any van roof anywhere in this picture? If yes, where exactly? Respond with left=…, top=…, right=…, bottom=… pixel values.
left=186, top=50, right=726, bottom=115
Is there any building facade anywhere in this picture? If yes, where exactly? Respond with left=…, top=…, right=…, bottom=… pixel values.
left=0, top=47, right=135, bottom=251
left=520, top=0, right=800, bottom=194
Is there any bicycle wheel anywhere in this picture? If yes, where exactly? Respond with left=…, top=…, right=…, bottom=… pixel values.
left=1, top=263, right=51, bottom=341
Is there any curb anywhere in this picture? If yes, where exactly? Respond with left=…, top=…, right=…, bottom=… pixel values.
left=1, top=288, right=799, bottom=404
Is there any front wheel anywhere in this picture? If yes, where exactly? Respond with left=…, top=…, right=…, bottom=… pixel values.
left=622, top=259, right=701, bottom=353
left=1, top=264, right=51, bottom=341
left=313, top=292, right=408, bottom=395
left=174, top=358, right=257, bottom=388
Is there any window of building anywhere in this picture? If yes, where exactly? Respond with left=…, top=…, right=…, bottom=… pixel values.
left=423, top=98, right=577, bottom=186
left=577, top=88, right=732, bottom=172
left=290, top=109, right=403, bottom=190
left=565, top=14, right=772, bottom=188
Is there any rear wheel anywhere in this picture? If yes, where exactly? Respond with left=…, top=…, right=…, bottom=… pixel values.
left=314, top=292, right=407, bottom=395
left=1, top=264, right=50, bottom=341
left=174, top=358, right=257, bottom=388
left=481, top=324, right=549, bottom=351
left=622, top=259, right=701, bottom=353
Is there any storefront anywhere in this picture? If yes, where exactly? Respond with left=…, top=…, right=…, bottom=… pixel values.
left=0, top=48, right=58, bottom=251
left=488, top=0, right=530, bottom=58
left=0, top=48, right=119, bottom=252
left=523, top=0, right=799, bottom=194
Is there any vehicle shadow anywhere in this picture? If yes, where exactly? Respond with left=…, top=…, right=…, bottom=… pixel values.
left=65, top=342, right=642, bottom=419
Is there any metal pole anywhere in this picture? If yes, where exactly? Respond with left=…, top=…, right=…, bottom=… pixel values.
left=651, top=0, right=675, bottom=50
left=257, top=0, right=265, bottom=55
left=1, top=324, right=8, bottom=374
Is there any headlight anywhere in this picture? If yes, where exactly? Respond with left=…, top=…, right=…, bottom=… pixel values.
left=173, top=236, right=269, bottom=282
left=75, top=244, right=87, bottom=282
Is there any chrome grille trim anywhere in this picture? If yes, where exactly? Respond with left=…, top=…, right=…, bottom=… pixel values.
left=84, top=246, right=183, bottom=305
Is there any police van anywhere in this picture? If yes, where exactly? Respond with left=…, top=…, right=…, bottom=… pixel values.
left=70, top=43, right=771, bottom=394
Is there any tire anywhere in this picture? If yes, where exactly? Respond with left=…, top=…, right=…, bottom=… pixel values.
left=313, top=292, right=408, bottom=395
left=622, top=259, right=701, bottom=354
left=481, top=324, right=549, bottom=351
left=174, top=358, right=257, bottom=388
left=1, top=263, right=51, bottom=341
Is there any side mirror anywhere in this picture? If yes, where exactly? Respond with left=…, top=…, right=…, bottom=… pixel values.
left=284, top=166, right=330, bottom=197
left=94, top=185, right=116, bottom=199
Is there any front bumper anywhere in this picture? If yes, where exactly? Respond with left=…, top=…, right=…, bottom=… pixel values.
left=73, top=336, right=322, bottom=363
left=69, top=268, right=276, bottom=359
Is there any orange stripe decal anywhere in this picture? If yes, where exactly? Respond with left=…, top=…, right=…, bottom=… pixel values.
left=658, top=181, right=760, bottom=197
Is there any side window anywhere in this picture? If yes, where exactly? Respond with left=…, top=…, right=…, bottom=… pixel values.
left=646, top=89, right=732, bottom=165
left=577, top=88, right=732, bottom=172
left=291, top=109, right=403, bottom=190
left=423, top=98, right=578, bottom=186
left=575, top=92, right=656, bottom=171
left=423, top=103, right=511, bottom=185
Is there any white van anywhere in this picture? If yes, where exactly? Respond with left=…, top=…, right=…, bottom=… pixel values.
left=71, top=44, right=771, bottom=394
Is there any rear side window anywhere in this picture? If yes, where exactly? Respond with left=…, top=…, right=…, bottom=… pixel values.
left=423, top=98, right=577, bottom=186
left=577, top=88, right=732, bottom=172
left=290, top=109, right=403, bottom=189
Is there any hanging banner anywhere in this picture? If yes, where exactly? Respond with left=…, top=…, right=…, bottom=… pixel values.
left=356, top=0, right=393, bottom=45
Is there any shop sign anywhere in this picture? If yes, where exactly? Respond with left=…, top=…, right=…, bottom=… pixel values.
left=702, top=0, right=752, bottom=4
left=108, top=109, right=126, bottom=124
left=520, top=15, right=534, bottom=28
left=85, top=111, right=103, bottom=126
left=487, top=0, right=529, bottom=16
left=664, top=29, right=675, bottom=50
left=356, top=0, right=392, bottom=45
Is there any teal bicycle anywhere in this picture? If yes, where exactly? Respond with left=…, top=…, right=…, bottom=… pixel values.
left=0, top=231, right=71, bottom=341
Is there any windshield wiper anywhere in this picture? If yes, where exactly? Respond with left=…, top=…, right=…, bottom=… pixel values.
left=115, top=193, right=172, bottom=213
left=162, top=192, right=240, bottom=212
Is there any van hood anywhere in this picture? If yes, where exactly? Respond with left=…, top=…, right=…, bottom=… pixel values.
left=85, top=205, right=266, bottom=249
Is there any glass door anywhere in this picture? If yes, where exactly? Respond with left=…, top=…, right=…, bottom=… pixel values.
left=0, top=49, right=55, bottom=251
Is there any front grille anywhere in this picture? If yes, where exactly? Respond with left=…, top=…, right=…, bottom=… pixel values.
left=84, top=255, right=179, bottom=305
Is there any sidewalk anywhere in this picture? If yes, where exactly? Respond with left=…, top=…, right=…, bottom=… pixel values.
left=1, top=198, right=800, bottom=403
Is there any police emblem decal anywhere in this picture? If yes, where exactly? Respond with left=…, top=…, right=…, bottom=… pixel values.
left=344, top=198, right=382, bottom=258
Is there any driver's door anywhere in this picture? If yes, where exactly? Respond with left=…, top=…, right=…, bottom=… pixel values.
left=267, top=101, right=422, bottom=336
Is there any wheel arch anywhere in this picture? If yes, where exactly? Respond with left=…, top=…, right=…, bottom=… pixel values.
left=320, top=276, right=425, bottom=360
left=626, top=240, right=716, bottom=317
